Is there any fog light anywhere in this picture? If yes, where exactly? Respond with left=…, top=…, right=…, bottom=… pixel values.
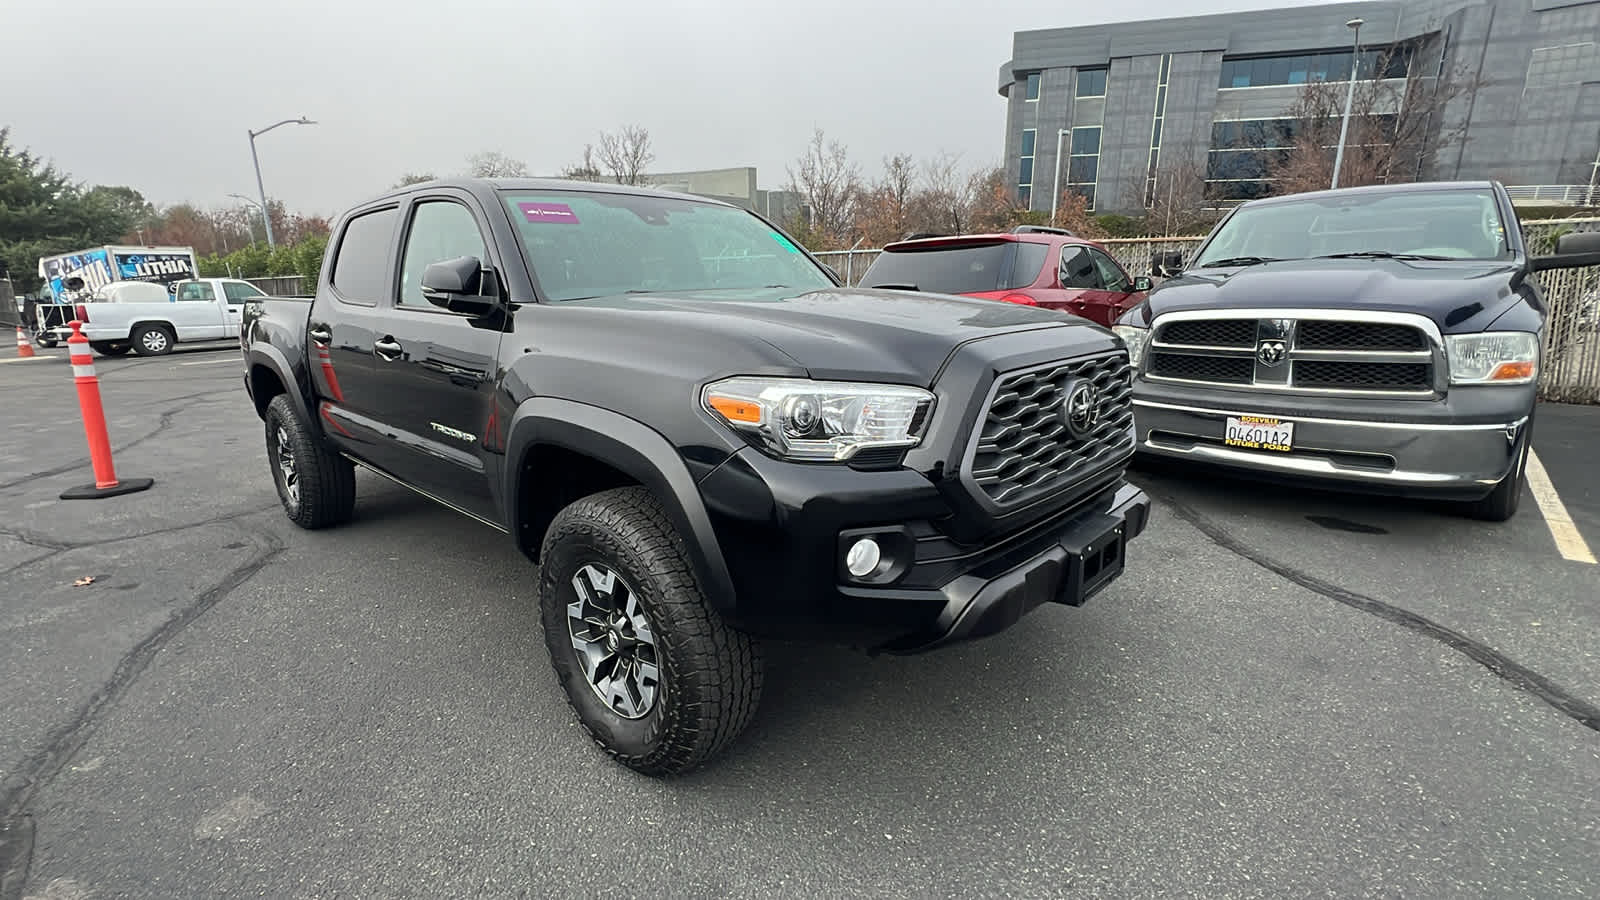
left=845, top=538, right=881, bottom=578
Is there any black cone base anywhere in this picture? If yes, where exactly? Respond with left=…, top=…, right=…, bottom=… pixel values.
left=60, top=477, right=155, bottom=500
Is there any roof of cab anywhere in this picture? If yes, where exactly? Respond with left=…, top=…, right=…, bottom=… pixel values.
left=1243, top=180, right=1501, bottom=209
left=374, top=176, right=735, bottom=209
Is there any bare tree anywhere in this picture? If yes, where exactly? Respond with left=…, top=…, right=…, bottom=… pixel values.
left=914, top=151, right=983, bottom=235
left=597, top=125, right=654, bottom=185
left=392, top=173, right=437, bottom=188
left=786, top=128, right=862, bottom=250
left=561, top=144, right=605, bottom=181
left=1119, top=143, right=1222, bottom=236
left=1267, top=47, right=1482, bottom=195
left=466, top=150, right=528, bottom=178
left=854, top=154, right=919, bottom=246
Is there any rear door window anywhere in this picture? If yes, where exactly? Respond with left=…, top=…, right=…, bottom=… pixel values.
left=862, top=241, right=1041, bottom=294
left=331, top=207, right=400, bottom=302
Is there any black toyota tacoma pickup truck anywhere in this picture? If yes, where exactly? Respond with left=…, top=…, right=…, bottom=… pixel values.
left=240, top=178, right=1150, bottom=775
left=1114, top=180, right=1600, bottom=521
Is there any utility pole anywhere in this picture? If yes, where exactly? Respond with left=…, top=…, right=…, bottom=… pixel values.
left=247, top=117, right=317, bottom=247
left=1331, top=18, right=1365, bottom=189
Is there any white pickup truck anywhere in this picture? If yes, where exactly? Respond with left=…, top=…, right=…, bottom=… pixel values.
left=52, top=277, right=269, bottom=356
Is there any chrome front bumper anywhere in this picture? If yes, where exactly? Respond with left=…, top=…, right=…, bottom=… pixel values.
left=1133, top=398, right=1528, bottom=498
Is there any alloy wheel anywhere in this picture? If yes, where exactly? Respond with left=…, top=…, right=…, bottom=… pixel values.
left=274, top=425, right=300, bottom=507
left=567, top=563, right=660, bottom=719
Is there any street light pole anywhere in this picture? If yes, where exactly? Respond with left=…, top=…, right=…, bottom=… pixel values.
left=1331, top=18, right=1364, bottom=189
left=228, top=193, right=265, bottom=245
left=247, top=117, right=316, bottom=248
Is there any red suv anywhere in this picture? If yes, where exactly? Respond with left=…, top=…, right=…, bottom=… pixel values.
left=857, top=226, right=1151, bottom=326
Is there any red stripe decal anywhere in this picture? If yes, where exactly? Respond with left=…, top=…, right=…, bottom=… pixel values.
left=320, top=402, right=353, bottom=437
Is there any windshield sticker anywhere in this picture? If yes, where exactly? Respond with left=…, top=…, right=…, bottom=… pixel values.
left=519, top=201, right=580, bottom=224
left=768, top=230, right=802, bottom=253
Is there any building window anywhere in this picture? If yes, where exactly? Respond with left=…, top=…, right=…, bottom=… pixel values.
left=1076, top=67, right=1107, bottom=98
left=1065, top=125, right=1101, bottom=211
left=1218, top=46, right=1409, bottom=89
left=1204, top=115, right=1398, bottom=201
left=1025, top=72, right=1040, bottom=101
left=1146, top=53, right=1172, bottom=208
left=1019, top=128, right=1036, bottom=208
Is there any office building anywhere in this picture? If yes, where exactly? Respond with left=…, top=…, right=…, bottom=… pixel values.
left=998, top=0, right=1600, bottom=214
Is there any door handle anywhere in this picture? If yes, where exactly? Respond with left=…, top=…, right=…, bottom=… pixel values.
left=374, top=337, right=404, bottom=361
left=308, top=324, right=332, bottom=345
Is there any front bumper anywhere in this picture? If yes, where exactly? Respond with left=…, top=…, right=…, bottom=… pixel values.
left=1131, top=384, right=1533, bottom=499
left=696, top=447, right=1149, bottom=653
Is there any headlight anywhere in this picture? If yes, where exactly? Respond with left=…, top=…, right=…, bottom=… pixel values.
left=1445, top=332, right=1539, bottom=385
left=703, top=377, right=934, bottom=461
left=1111, top=324, right=1150, bottom=368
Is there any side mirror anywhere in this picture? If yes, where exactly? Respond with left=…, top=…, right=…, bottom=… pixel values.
left=421, top=256, right=499, bottom=316
left=1133, top=276, right=1154, bottom=292
left=1150, top=250, right=1184, bottom=278
left=1531, top=231, right=1600, bottom=271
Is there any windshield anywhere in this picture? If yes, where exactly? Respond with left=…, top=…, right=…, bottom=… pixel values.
left=1193, top=188, right=1512, bottom=266
left=860, top=241, right=1047, bottom=294
left=501, top=191, right=834, bottom=301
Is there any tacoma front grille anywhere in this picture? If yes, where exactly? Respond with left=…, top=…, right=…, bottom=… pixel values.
left=969, top=353, right=1134, bottom=505
left=1148, top=313, right=1439, bottom=396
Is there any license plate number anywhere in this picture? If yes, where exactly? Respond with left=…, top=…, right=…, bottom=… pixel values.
left=1224, top=415, right=1294, bottom=452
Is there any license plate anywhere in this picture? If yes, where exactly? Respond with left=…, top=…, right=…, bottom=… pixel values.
left=1224, top=415, right=1294, bottom=452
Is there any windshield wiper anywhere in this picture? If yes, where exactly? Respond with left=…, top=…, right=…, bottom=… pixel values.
left=865, top=282, right=920, bottom=291
left=1318, top=251, right=1454, bottom=261
left=1198, top=256, right=1283, bottom=269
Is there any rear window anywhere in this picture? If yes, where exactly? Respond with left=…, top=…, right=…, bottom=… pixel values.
left=860, top=240, right=1047, bottom=294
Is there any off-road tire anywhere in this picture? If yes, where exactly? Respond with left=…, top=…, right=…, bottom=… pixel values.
left=539, top=486, right=762, bottom=776
left=264, top=394, right=356, bottom=529
left=91, top=341, right=130, bottom=357
left=132, top=324, right=174, bottom=356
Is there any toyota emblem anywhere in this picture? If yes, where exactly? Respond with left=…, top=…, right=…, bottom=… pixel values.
left=1062, top=380, right=1100, bottom=439
left=1256, top=339, right=1288, bottom=367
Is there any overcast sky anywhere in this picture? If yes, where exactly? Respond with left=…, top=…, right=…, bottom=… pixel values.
left=9, top=0, right=1344, bottom=217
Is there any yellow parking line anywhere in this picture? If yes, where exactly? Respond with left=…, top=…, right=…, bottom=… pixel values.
left=1526, top=450, right=1596, bottom=564
left=0, top=355, right=62, bottom=364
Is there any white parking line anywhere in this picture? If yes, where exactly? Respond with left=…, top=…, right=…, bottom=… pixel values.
left=0, top=355, right=61, bottom=364
left=176, top=357, right=241, bottom=367
left=1526, top=450, right=1597, bottom=564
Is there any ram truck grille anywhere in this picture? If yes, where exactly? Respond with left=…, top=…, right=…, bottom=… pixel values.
left=1147, top=314, right=1437, bottom=396
left=968, top=353, right=1135, bottom=505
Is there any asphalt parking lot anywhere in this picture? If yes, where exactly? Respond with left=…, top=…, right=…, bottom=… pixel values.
left=2, top=347, right=1597, bottom=899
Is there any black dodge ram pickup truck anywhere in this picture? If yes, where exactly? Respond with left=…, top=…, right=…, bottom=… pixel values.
left=1114, top=181, right=1599, bottom=521
left=241, top=178, right=1150, bottom=774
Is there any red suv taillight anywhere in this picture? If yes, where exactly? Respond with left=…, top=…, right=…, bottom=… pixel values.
left=1000, top=293, right=1038, bottom=306
left=75, top=303, right=88, bottom=323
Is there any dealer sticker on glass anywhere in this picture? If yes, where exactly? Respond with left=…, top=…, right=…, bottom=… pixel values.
left=1224, top=415, right=1294, bottom=452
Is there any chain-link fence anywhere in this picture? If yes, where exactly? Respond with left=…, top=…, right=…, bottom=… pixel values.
left=813, top=218, right=1600, bottom=404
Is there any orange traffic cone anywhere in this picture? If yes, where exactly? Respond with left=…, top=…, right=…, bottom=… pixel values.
left=14, top=326, right=34, bottom=358
left=59, top=321, right=153, bottom=500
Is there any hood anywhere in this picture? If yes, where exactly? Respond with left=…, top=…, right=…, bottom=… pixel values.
left=1133, top=258, right=1525, bottom=333
left=557, top=286, right=1091, bottom=383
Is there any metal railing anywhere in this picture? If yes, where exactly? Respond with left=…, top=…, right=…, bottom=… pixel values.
left=1505, top=185, right=1598, bottom=207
